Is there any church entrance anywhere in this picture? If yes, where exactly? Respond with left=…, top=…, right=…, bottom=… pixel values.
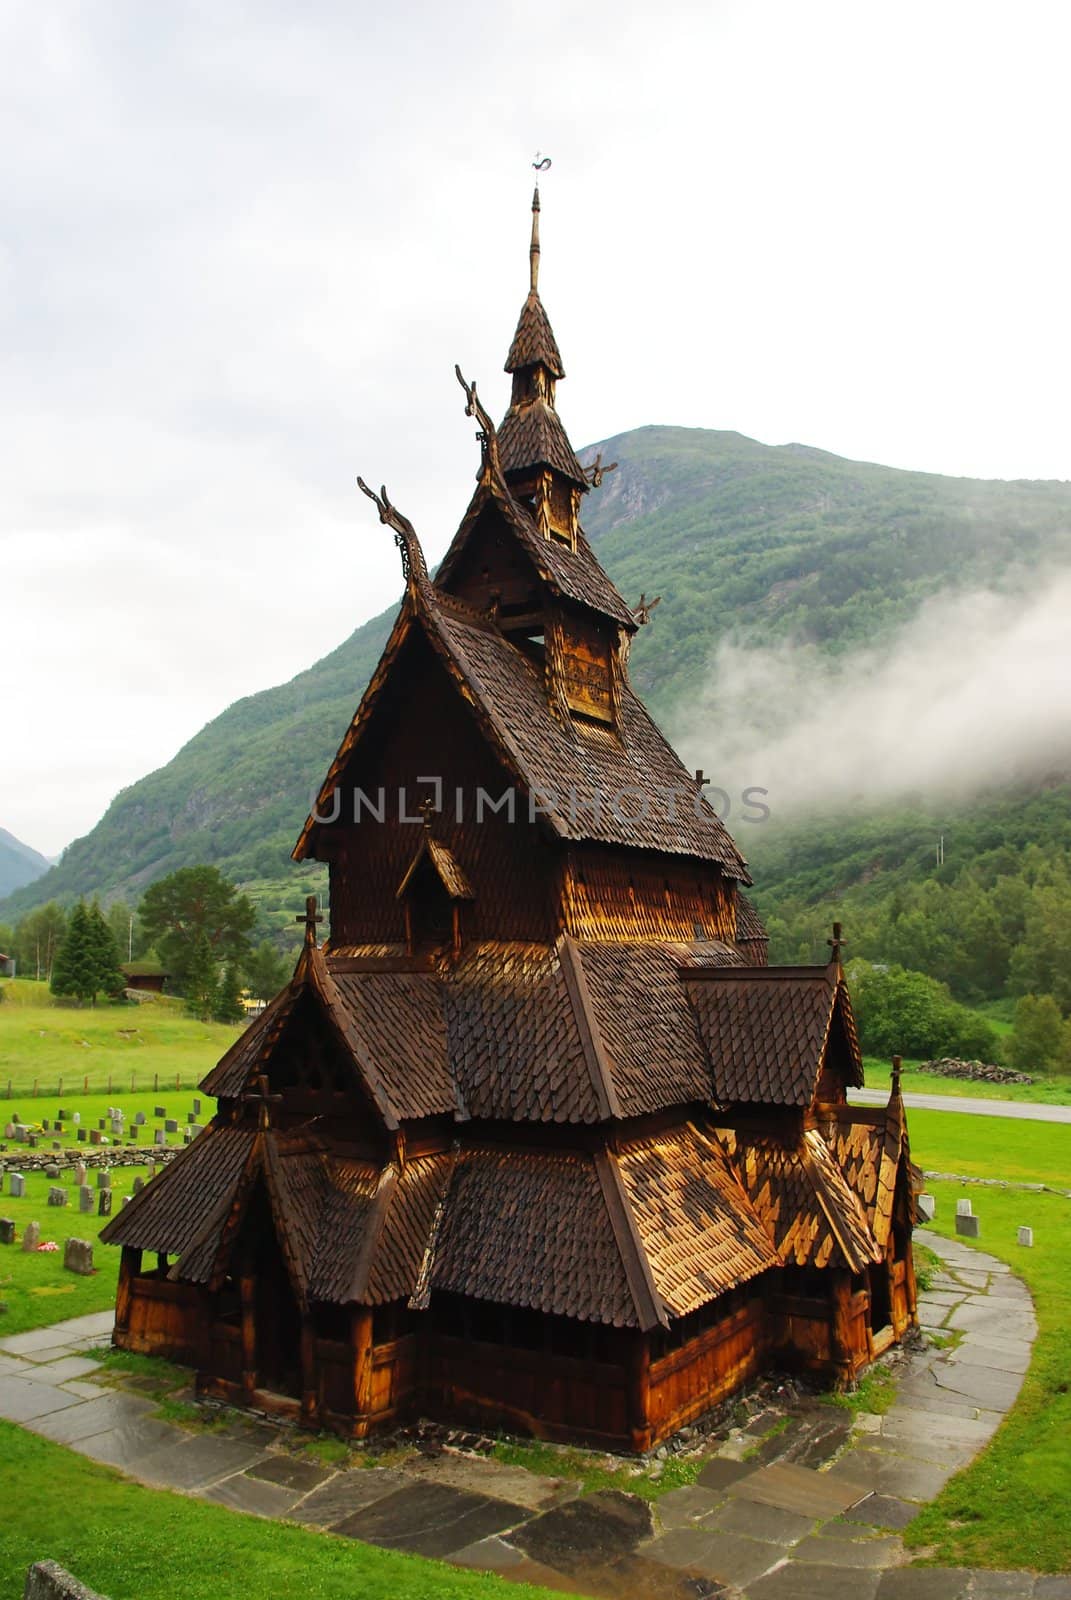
left=867, top=1261, right=892, bottom=1338
left=243, top=1187, right=303, bottom=1400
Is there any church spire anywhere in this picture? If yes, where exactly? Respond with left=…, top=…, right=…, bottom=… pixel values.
left=530, top=184, right=541, bottom=293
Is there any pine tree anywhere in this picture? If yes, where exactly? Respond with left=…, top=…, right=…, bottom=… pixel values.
left=185, top=931, right=219, bottom=1021
left=87, top=901, right=126, bottom=1001
left=50, top=903, right=99, bottom=1005
left=214, top=961, right=245, bottom=1024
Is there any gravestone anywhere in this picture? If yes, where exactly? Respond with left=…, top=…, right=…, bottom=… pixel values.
left=132, top=1176, right=145, bottom=1195
left=97, top=1120, right=106, bottom=1131
left=110, top=1119, right=124, bottom=1138
left=22, top=1220, right=40, bottom=1251
left=956, top=1199, right=973, bottom=1218
left=183, top=1129, right=192, bottom=1145
left=78, top=1186, right=94, bottom=1213
left=956, top=1213, right=980, bottom=1238
left=64, top=1238, right=94, bottom=1276
left=52, top=1141, right=62, bottom=1151
left=28, top=1135, right=38, bottom=1149
left=146, top=1161, right=155, bottom=1179
left=122, top=1194, right=130, bottom=1206
left=77, top=1128, right=87, bottom=1142
left=189, top=1123, right=203, bottom=1137
left=3, top=1123, right=14, bottom=1139
left=47, top=1187, right=67, bottom=1207
left=0, top=1218, right=14, bottom=1244
left=97, top=1169, right=111, bottom=1190
left=44, top=1163, right=60, bottom=1180
left=89, top=1129, right=102, bottom=1146
left=154, top=1106, right=166, bottom=1118
left=192, top=1097, right=201, bottom=1115
left=1018, top=1226, right=1034, bottom=1247
left=57, top=1109, right=68, bottom=1121
left=41, top=1120, right=50, bottom=1133
left=9, top=1173, right=25, bottom=1199
left=72, top=1112, right=80, bottom=1125
left=74, top=1161, right=87, bottom=1187
left=154, top=1130, right=166, bottom=1147
left=97, top=1190, right=112, bottom=1218
left=164, top=1119, right=178, bottom=1134
left=128, top=1127, right=138, bottom=1142
left=135, top=1111, right=146, bottom=1126
left=14, top=1125, right=27, bottom=1142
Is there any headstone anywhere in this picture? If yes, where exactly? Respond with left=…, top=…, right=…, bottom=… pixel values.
left=89, top=1129, right=102, bottom=1146
left=956, top=1213, right=980, bottom=1238
left=98, top=1119, right=106, bottom=1131
left=28, top=1135, right=38, bottom=1149
left=44, top=1163, right=60, bottom=1179
left=97, top=1168, right=111, bottom=1190
left=47, top=1186, right=68, bottom=1207
left=110, top=1118, right=124, bottom=1138
left=41, top=1120, right=50, bottom=1133
left=189, top=1123, right=203, bottom=1137
left=956, top=1199, right=973, bottom=1218
left=3, top=1123, right=13, bottom=1139
left=122, top=1194, right=130, bottom=1206
left=192, top=1097, right=201, bottom=1115
left=74, top=1160, right=87, bottom=1186
left=97, top=1190, right=112, bottom=1218
left=183, top=1129, right=192, bottom=1145
left=128, top=1127, right=138, bottom=1142
left=154, top=1105, right=166, bottom=1118
left=72, top=1112, right=80, bottom=1125
left=14, top=1125, right=26, bottom=1142
left=164, top=1118, right=178, bottom=1134
left=52, top=1141, right=62, bottom=1151
left=0, top=1218, right=14, bottom=1244
left=9, top=1173, right=25, bottom=1199
left=132, top=1176, right=145, bottom=1195
left=78, top=1186, right=94, bottom=1213
left=64, top=1237, right=94, bottom=1275
left=57, top=1109, right=68, bottom=1121
left=154, top=1130, right=166, bottom=1147
left=22, top=1219, right=40, bottom=1251
left=135, top=1111, right=146, bottom=1126
left=1017, top=1226, right=1034, bottom=1247
left=77, top=1127, right=87, bottom=1143
left=146, top=1161, right=155, bottom=1179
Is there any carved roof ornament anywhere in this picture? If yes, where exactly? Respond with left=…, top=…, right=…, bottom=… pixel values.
left=356, top=478, right=429, bottom=588
left=632, top=592, right=661, bottom=627
left=827, top=921, right=846, bottom=965
left=584, top=450, right=619, bottom=489
left=454, top=365, right=504, bottom=485
left=295, top=893, right=323, bottom=948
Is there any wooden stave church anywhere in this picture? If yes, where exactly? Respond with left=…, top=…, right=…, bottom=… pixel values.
left=102, top=191, right=918, bottom=1453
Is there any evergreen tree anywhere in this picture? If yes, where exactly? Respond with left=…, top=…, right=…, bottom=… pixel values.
left=1006, top=994, right=1067, bottom=1073
left=87, top=901, right=126, bottom=999
left=242, top=940, right=291, bottom=1001
left=214, top=961, right=246, bottom=1024
left=185, top=931, right=219, bottom=1021
left=50, top=902, right=99, bottom=1004
left=139, top=866, right=255, bottom=994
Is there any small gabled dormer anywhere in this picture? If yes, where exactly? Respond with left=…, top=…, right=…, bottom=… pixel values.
left=396, top=814, right=474, bottom=961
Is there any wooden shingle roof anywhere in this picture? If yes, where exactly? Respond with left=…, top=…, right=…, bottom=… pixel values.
left=505, top=291, right=565, bottom=377
left=683, top=964, right=862, bottom=1105
left=498, top=399, right=587, bottom=484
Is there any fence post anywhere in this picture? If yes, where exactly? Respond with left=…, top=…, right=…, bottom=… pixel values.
left=58, top=1077, right=63, bottom=1098
left=131, top=1070, right=135, bottom=1093
left=108, top=1073, right=113, bottom=1095
left=33, top=1078, right=38, bottom=1098
left=154, top=1072, right=158, bottom=1093
left=84, top=1076, right=88, bottom=1093
left=175, top=1072, right=179, bottom=1091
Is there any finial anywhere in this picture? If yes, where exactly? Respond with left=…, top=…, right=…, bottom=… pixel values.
left=418, top=796, right=437, bottom=831
left=891, top=1054, right=902, bottom=1097
left=632, top=593, right=661, bottom=627
left=530, top=184, right=541, bottom=293
left=243, top=1072, right=282, bottom=1133
left=827, top=922, right=845, bottom=964
left=584, top=451, right=619, bottom=489
left=454, top=365, right=503, bottom=482
left=356, top=478, right=429, bottom=587
left=295, top=894, right=323, bottom=947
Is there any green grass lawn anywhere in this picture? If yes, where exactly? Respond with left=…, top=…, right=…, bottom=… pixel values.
left=0, top=1422, right=567, bottom=1600
left=905, top=1184, right=1071, bottom=1573
left=861, top=1055, right=1071, bottom=1107
left=0, top=981, right=240, bottom=1098
left=907, top=1111, right=1070, bottom=1188
left=0, top=1163, right=145, bottom=1334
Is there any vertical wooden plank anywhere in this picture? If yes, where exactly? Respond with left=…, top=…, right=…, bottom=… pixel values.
left=115, top=1246, right=141, bottom=1335
left=352, top=1306, right=374, bottom=1437
left=628, top=1332, right=652, bottom=1454
left=830, top=1270, right=856, bottom=1375
left=300, top=1314, right=318, bottom=1424
left=240, top=1270, right=257, bottom=1398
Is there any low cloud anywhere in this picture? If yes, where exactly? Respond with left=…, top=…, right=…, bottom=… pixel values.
left=673, top=574, right=1071, bottom=824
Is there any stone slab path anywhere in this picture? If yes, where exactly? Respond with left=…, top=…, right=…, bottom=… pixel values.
left=0, top=1231, right=1066, bottom=1599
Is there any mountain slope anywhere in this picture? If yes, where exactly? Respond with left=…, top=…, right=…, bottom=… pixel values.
left=5, top=425, right=1071, bottom=918
left=0, top=828, right=51, bottom=899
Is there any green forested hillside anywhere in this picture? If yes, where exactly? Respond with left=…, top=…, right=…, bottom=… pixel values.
left=0, top=829, right=50, bottom=899
left=4, top=426, right=1071, bottom=946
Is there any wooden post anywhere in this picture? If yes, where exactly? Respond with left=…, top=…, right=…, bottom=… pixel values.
left=156, top=1252, right=168, bottom=1276
left=830, top=1270, right=856, bottom=1377
left=628, top=1332, right=653, bottom=1454
left=352, top=1306, right=374, bottom=1437
left=115, top=1247, right=141, bottom=1337
left=301, top=1314, right=318, bottom=1425
left=240, top=1268, right=257, bottom=1399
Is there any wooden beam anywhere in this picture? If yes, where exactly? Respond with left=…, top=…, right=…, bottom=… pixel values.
left=628, top=1332, right=653, bottom=1454
left=240, top=1268, right=257, bottom=1399
left=115, top=1246, right=141, bottom=1335
left=352, top=1306, right=374, bottom=1437
left=301, top=1314, right=318, bottom=1424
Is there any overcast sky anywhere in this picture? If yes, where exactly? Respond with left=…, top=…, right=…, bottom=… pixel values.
left=3, top=0, right=1070, bottom=856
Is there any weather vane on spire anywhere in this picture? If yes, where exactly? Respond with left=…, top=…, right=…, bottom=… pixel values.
left=528, top=154, right=550, bottom=293
left=532, top=153, right=552, bottom=172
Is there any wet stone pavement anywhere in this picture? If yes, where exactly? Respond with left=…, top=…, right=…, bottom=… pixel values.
left=1, top=1230, right=1067, bottom=1599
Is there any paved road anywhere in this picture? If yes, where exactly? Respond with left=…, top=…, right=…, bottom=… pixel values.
left=851, top=1087, right=1071, bottom=1123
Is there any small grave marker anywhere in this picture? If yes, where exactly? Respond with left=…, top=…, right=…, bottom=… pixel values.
left=164, top=1119, right=178, bottom=1134
left=64, top=1238, right=94, bottom=1275
left=22, top=1220, right=40, bottom=1251
left=0, top=1218, right=14, bottom=1245
left=9, top=1173, right=25, bottom=1199
left=97, top=1190, right=112, bottom=1218
left=97, top=1169, right=111, bottom=1190
left=78, top=1186, right=94, bottom=1213
left=956, top=1199, right=973, bottom=1218
left=956, top=1213, right=980, bottom=1238
left=1018, top=1226, right=1034, bottom=1247
left=47, top=1187, right=67, bottom=1207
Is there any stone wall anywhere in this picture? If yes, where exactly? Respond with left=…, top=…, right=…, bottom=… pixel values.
left=24, top=1561, right=109, bottom=1600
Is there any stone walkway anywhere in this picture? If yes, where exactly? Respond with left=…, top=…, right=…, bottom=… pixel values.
left=0, top=1230, right=1066, bottom=1599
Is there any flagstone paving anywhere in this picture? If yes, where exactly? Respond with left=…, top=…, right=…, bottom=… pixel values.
left=1, top=1232, right=1069, bottom=1597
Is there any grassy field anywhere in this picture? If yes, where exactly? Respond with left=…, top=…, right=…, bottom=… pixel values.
left=905, top=1184, right=1071, bottom=1573
left=0, top=1421, right=565, bottom=1600
left=0, top=980, right=241, bottom=1098
left=907, top=1110, right=1070, bottom=1187
left=0, top=1163, right=154, bottom=1334
left=861, top=1055, right=1071, bottom=1106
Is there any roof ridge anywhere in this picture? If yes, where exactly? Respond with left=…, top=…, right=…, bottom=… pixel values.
left=557, top=935, right=622, bottom=1121
left=593, top=1146, right=669, bottom=1331
left=800, top=1129, right=881, bottom=1272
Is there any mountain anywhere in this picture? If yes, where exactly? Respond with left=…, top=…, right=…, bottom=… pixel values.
left=0, top=828, right=51, bottom=899
left=5, top=425, right=1071, bottom=926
